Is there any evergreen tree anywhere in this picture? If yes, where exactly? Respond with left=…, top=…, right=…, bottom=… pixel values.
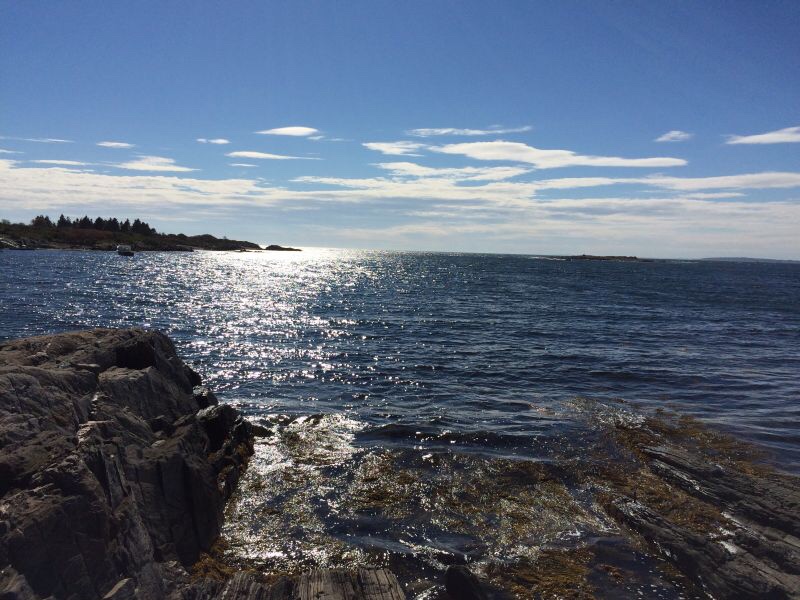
left=57, top=214, right=71, bottom=228
left=31, top=215, right=54, bottom=228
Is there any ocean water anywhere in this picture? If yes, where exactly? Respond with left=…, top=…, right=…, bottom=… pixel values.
left=2, top=248, right=799, bottom=595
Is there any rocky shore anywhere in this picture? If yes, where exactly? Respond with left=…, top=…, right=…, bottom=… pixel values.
left=0, top=329, right=398, bottom=599
left=1, top=329, right=799, bottom=599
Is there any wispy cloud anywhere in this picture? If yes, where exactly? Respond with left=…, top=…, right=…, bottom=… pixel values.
left=408, top=125, right=532, bottom=137
left=655, top=130, right=693, bottom=142
left=256, top=126, right=319, bottom=137
left=3, top=157, right=800, bottom=258
left=97, top=141, right=135, bottom=149
left=682, top=192, right=745, bottom=199
left=431, top=140, right=687, bottom=169
left=314, top=197, right=800, bottom=258
left=229, top=163, right=257, bottom=167
left=114, top=155, right=196, bottom=172
left=363, top=141, right=427, bottom=156
left=726, top=126, right=800, bottom=145
left=31, top=160, right=90, bottom=166
left=376, top=161, right=529, bottom=181
left=0, top=136, right=73, bottom=143
left=644, top=171, right=800, bottom=190
left=197, top=138, right=230, bottom=145
left=0, top=149, right=20, bottom=154
left=226, top=150, right=317, bottom=160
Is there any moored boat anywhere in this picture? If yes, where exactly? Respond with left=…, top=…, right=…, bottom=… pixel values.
left=116, top=244, right=134, bottom=256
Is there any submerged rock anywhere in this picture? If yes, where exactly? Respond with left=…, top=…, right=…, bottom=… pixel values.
left=0, top=329, right=254, bottom=599
left=444, top=565, right=490, bottom=600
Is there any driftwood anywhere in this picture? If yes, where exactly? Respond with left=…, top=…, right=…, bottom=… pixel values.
left=191, top=569, right=404, bottom=600
left=296, top=569, right=404, bottom=600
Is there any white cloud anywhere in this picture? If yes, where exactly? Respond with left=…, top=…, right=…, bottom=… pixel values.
left=644, top=171, right=800, bottom=190
left=0, top=149, right=20, bottom=154
left=726, top=126, right=800, bottom=145
left=226, top=151, right=316, bottom=160
left=408, top=126, right=532, bottom=137
left=682, top=192, right=745, bottom=199
left=314, top=197, right=800, bottom=258
left=1, top=136, right=72, bottom=144
left=114, top=155, right=196, bottom=172
left=376, top=161, right=529, bottom=181
left=655, top=130, right=693, bottom=142
left=525, top=172, right=800, bottom=193
left=97, top=141, right=135, bottom=149
left=2, top=157, right=799, bottom=258
left=229, top=163, right=257, bottom=167
left=0, top=159, right=269, bottom=210
left=256, top=126, right=319, bottom=137
left=363, top=141, right=427, bottom=156
left=432, top=140, right=687, bottom=169
left=31, top=160, right=89, bottom=166
left=197, top=138, right=230, bottom=145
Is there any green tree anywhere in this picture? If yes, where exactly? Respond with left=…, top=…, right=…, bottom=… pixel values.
left=31, top=215, right=54, bottom=228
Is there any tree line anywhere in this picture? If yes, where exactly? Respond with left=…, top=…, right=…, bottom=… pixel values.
left=30, top=214, right=157, bottom=236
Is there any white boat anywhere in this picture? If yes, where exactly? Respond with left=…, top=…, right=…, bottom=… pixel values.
left=117, top=244, right=134, bottom=256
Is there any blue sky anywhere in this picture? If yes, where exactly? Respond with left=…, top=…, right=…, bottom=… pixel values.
left=1, top=1, right=799, bottom=257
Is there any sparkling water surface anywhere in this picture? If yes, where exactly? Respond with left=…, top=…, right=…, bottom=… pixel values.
left=2, top=248, right=799, bottom=595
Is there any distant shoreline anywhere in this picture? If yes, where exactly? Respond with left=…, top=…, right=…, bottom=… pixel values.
left=0, top=216, right=300, bottom=252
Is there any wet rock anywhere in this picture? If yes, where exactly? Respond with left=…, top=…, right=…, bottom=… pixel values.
left=643, top=445, right=800, bottom=538
left=0, top=328, right=254, bottom=599
left=599, top=420, right=800, bottom=599
left=445, top=565, right=489, bottom=600
left=608, top=497, right=799, bottom=599
left=194, top=386, right=220, bottom=409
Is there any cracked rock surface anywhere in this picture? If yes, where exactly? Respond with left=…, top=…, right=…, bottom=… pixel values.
left=0, top=328, right=253, bottom=599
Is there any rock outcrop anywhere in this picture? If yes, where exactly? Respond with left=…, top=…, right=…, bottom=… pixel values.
left=607, top=445, right=800, bottom=599
left=0, top=329, right=253, bottom=599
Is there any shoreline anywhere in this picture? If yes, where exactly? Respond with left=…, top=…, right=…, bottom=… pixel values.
left=1, top=329, right=798, bottom=599
left=0, top=220, right=300, bottom=253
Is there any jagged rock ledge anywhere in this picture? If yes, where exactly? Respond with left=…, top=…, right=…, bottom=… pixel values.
left=0, top=329, right=402, bottom=600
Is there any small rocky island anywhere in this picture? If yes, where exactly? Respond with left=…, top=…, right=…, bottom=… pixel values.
left=1, top=329, right=798, bottom=599
left=0, top=215, right=298, bottom=252
left=559, top=254, right=652, bottom=262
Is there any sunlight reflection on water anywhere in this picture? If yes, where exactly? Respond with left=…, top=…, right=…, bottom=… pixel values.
left=2, top=248, right=799, bottom=597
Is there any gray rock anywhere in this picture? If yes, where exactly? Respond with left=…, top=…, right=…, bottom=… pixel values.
left=0, top=328, right=254, bottom=600
left=0, top=329, right=407, bottom=600
left=607, top=445, right=800, bottom=599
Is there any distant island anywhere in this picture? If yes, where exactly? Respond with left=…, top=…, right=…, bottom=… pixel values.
left=559, top=254, right=652, bottom=262
left=0, top=214, right=299, bottom=252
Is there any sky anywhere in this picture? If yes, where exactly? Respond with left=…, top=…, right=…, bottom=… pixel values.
left=1, top=1, right=799, bottom=258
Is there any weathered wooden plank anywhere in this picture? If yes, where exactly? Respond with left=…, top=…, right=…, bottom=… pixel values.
left=295, top=568, right=404, bottom=600
left=357, top=568, right=405, bottom=600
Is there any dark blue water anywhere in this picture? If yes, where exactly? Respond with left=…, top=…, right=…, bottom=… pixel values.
left=2, top=249, right=799, bottom=594
left=3, top=249, right=798, bottom=464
